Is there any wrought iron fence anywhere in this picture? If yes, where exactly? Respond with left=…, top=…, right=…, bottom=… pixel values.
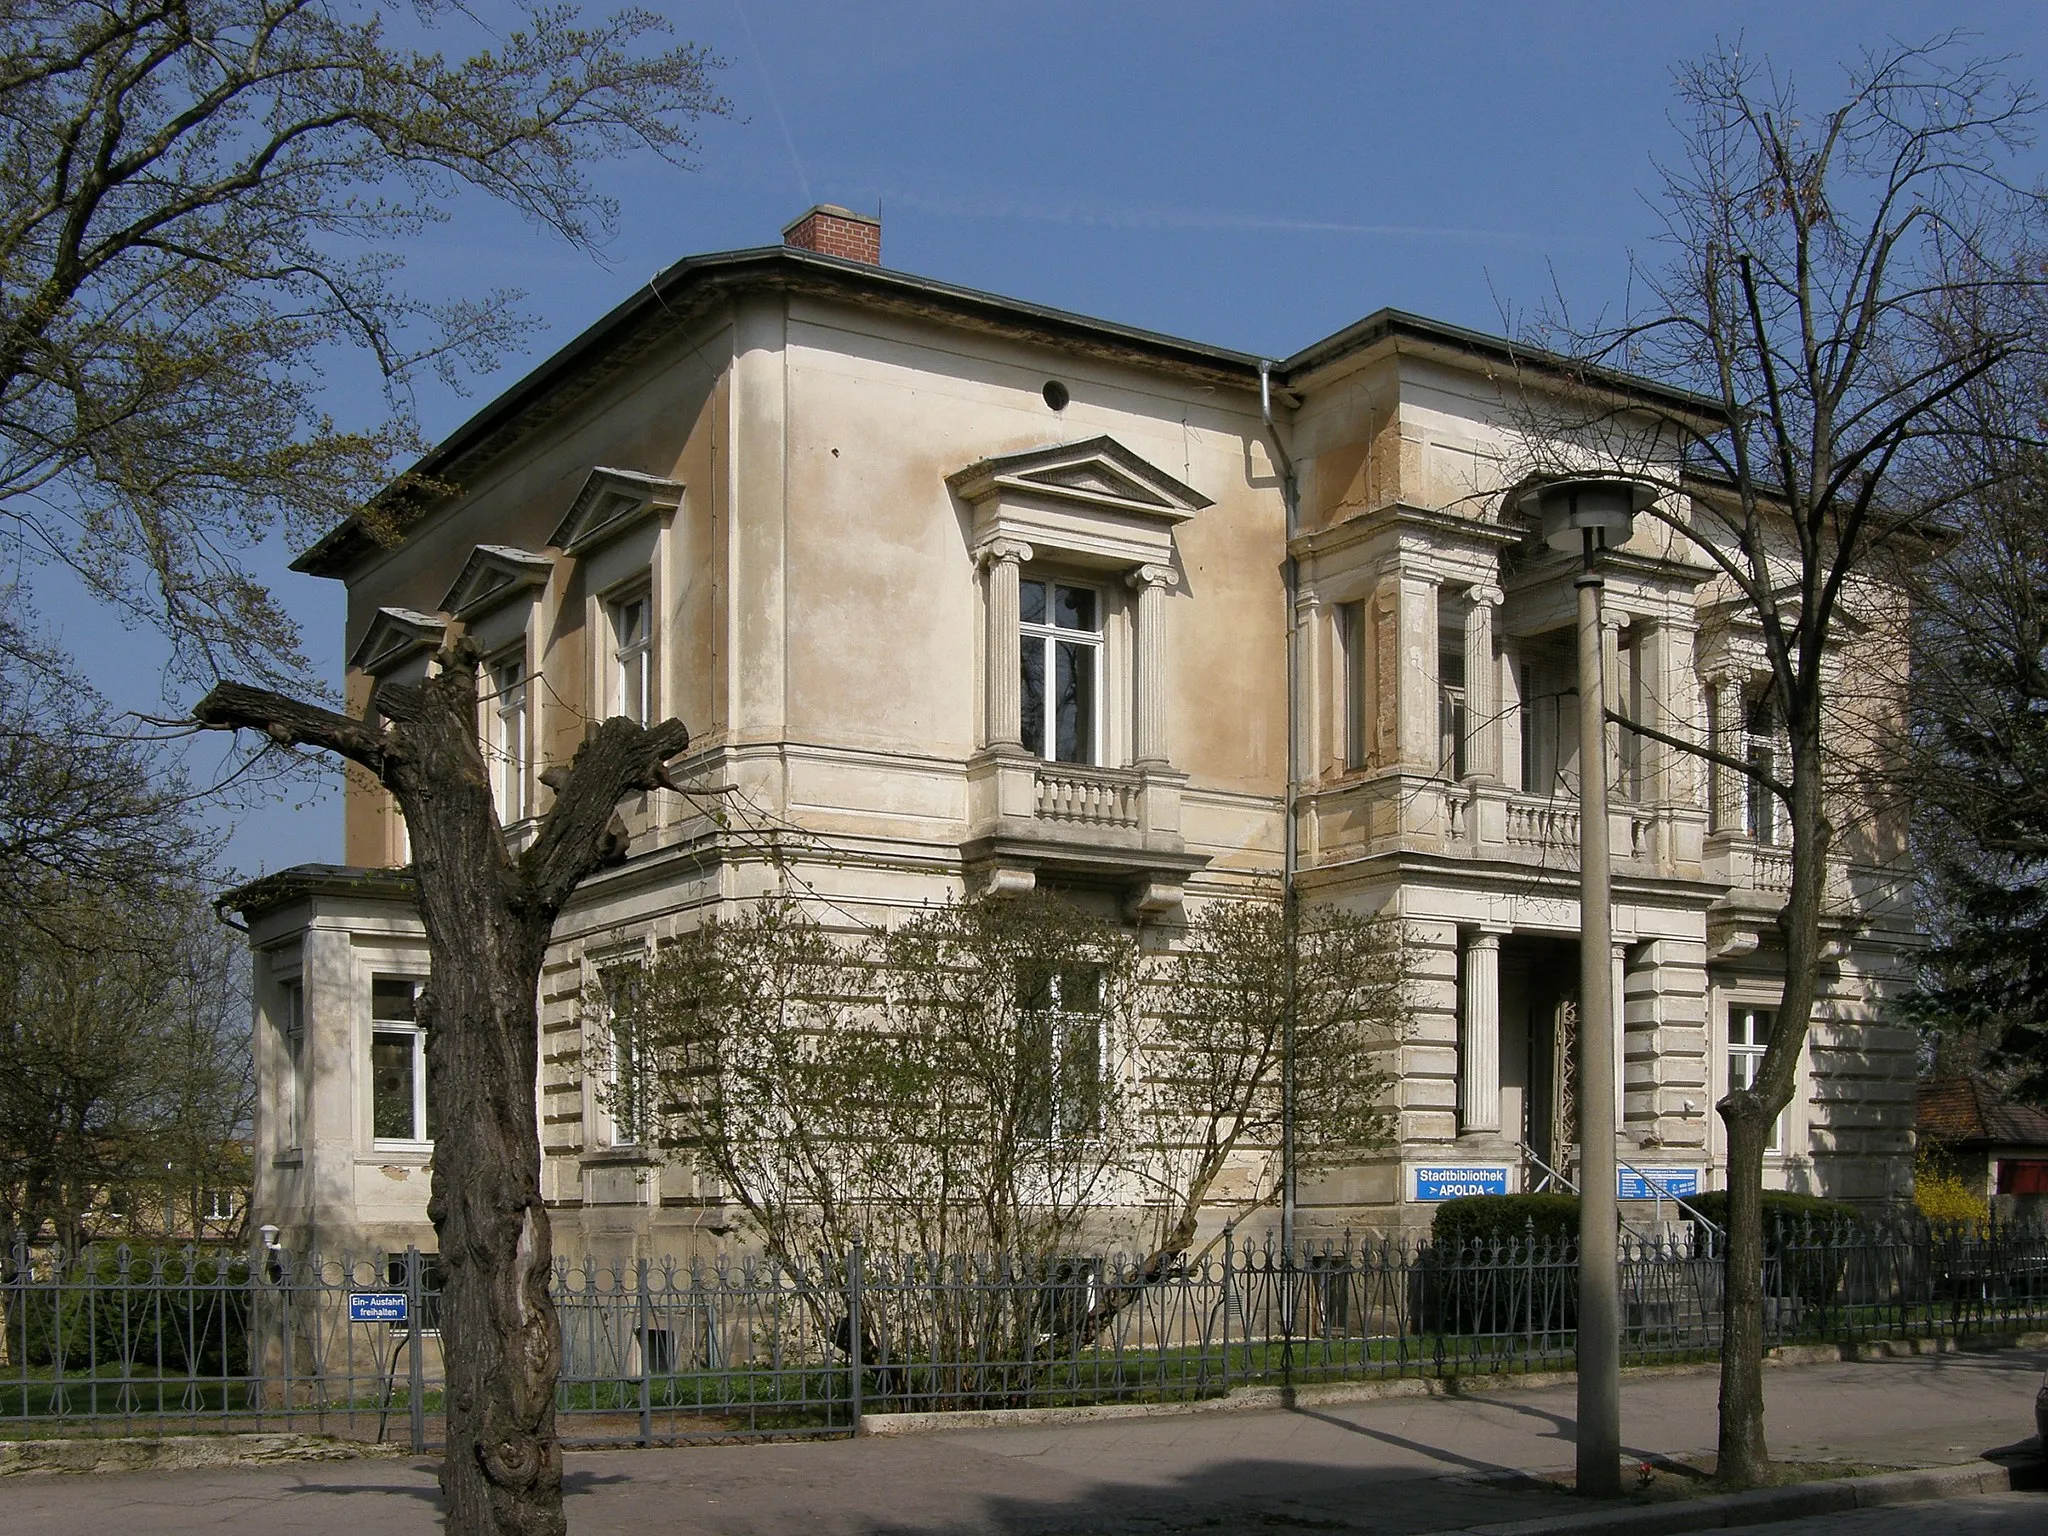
left=6, top=1214, right=2048, bottom=1449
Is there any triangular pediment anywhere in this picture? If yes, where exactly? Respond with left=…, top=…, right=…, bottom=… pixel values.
left=347, top=607, right=447, bottom=676
left=1703, top=583, right=1871, bottom=639
left=948, top=437, right=1212, bottom=521
left=548, top=466, right=684, bottom=554
left=440, top=544, right=553, bottom=620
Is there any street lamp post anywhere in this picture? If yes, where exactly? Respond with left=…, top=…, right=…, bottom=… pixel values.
left=1521, top=477, right=1654, bottom=1500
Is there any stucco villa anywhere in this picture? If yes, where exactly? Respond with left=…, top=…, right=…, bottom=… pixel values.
left=225, top=206, right=1918, bottom=1264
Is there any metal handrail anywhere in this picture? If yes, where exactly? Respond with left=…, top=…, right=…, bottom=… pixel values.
left=1519, top=1143, right=1722, bottom=1245
left=1614, top=1156, right=1723, bottom=1238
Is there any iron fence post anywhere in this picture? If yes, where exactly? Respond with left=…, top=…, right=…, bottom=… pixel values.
left=846, top=1238, right=864, bottom=1434
left=1220, top=1226, right=1234, bottom=1395
left=406, top=1246, right=426, bottom=1453
left=637, top=1256, right=653, bottom=1446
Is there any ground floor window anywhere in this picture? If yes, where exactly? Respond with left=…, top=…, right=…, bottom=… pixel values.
left=1726, top=1004, right=1783, bottom=1153
left=371, top=976, right=434, bottom=1145
left=1018, top=965, right=1105, bottom=1140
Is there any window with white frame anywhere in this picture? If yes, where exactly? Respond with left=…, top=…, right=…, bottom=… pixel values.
left=370, top=976, right=434, bottom=1145
left=1744, top=692, right=1784, bottom=846
left=1019, top=578, right=1101, bottom=764
left=1726, top=1004, right=1784, bottom=1153
left=608, top=589, right=652, bottom=725
left=1018, top=965, right=1105, bottom=1140
left=486, top=651, right=531, bottom=823
left=1437, top=641, right=1466, bottom=780
left=279, top=979, right=305, bottom=1150
left=601, top=967, right=652, bottom=1148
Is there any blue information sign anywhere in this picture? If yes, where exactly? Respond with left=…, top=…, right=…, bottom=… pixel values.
left=1412, top=1165, right=1510, bottom=1201
left=348, top=1291, right=408, bottom=1324
left=1618, top=1167, right=1702, bottom=1201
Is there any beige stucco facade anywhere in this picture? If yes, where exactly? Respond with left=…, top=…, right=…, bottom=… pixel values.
left=229, top=216, right=1918, bottom=1264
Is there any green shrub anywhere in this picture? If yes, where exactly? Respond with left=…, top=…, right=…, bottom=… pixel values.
left=1416, top=1196, right=1582, bottom=1336
left=1683, top=1191, right=1860, bottom=1305
left=8, top=1248, right=252, bottom=1375
left=1430, top=1194, right=1582, bottom=1254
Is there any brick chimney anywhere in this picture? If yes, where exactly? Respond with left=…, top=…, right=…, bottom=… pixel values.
left=781, top=204, right=881, bottom=265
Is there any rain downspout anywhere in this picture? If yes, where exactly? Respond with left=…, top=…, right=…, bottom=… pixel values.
left=1261, top=361, right=1301, bottom=1256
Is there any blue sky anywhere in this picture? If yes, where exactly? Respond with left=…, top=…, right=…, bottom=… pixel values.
left=43, top=1, right=2048, bottom=879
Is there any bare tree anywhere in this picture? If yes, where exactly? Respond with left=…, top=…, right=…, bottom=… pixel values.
left=1521, top=37, right=2045, bottom=1484
left=198, top=648, right=690, bottom=1536
left=0, top=0, right=726, bottom=687
left=1135, top=901, right=1404, bottom=1264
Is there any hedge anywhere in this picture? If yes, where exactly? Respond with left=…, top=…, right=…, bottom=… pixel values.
left=1430, top=1194, right=1583, bottom=1254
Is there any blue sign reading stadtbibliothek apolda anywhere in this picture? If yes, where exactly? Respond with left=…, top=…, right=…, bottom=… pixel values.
left=348, top=1291, right=408, bottom=1324
left=1411, top=1165, right=1511, bottom=1201
left=1617, top=1167, right=1703, bottom=1201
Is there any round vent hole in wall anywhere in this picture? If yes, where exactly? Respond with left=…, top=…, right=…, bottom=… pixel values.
left=1042, top=380, right=1070, bottom=411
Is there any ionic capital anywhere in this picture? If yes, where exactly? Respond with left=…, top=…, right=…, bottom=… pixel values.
left=977, top=538, right=1034, bottom=570
left=1127, top=563, right=1177, bottom=592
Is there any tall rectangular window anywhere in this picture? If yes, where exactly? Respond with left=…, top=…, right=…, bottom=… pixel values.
left=1340, top=600, right=1368, bottom=770
left=609, top=591, right=651, bottom=725
left=371, top=976, right=433, bottom=1145
left=1438, top=644, right=1467, bottom=780
left=1744, top=694, right=1782, bottom=845
left=1727, top=1005, right=1782, bottom=1153
left=1018, top=965, right=1104, bottom=1140
left=279, top=980, right=305, bottom=1150
left=1019, top=579, right=1101, bottom=764
left=487, top=652, right=530, bottom=823
left=602, top=968, right=651, bottom=1148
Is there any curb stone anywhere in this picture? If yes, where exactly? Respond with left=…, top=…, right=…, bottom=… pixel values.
left=1447, top=1459, right=2029, bottom=1536
left=0, top=1433, right=409, bottom=1477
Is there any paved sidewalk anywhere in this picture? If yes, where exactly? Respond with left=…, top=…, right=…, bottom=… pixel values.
left=8, top=1348, right=2046, bottom=1535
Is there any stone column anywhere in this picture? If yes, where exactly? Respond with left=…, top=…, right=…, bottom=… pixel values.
left=1602, top=612, right=1626, bottom=795
left=1613, top=941, right=1631, bottom=1129
left=1460, top=930, right=1503, bottom=1134
left=1463, top=584, right=1504, bottom=782
left=1128, top=563, right=1177, bottom=766
left=1709, top=673, right=1744, bottom=831
left=979, top=539, right=1033, bottom=748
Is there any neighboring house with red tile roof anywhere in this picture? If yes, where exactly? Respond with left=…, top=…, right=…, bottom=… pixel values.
left=1917, top=1076, right=2048, bottom=1203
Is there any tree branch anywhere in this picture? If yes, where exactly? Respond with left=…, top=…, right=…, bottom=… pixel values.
left=191, top=680, right=388, bottom=774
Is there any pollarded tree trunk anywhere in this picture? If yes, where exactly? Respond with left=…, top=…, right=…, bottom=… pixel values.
left=198, top=645, right=689, bottom=1536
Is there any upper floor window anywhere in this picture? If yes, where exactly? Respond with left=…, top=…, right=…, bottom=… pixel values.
left=1339, top=600, right=1370, bottom=771
left=1744, top=694, right=1783, bottom=846
left=609, top=590, right=651, bottom=725
left=1727, top=1005, right=1782, bottom=1153
left=1437, top=645, right=1467, bottom=781
left=371, top=976, right=434, bottom=1145
left=1018, top=964, right=1105, bottom=1140
left=486, top=652, right=530, bottom=823
left=278, top=979, right=305, bottom=1151
left=1020, top=579, right=1100, bottom=764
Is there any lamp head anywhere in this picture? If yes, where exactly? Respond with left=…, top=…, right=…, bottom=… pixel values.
left=1519, top=477, right=1658, bottom=557
left=258, top=1223, right=280, bottom=1252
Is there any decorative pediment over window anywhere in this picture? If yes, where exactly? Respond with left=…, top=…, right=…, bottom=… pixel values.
left=547, top=466, right=684, bottom=556
left=348, top=607, right=447, bottom=676
left=949, top=437, right=1210, bottom=569
left=439, top=545, right=553, bottom=621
